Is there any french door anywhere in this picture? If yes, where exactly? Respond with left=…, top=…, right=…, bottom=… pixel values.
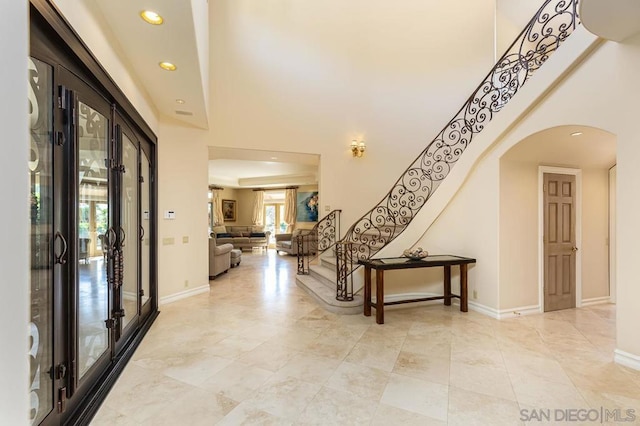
left=28, top=60, right=155, bottom=425
left=264, top=203, right=286, bottom=245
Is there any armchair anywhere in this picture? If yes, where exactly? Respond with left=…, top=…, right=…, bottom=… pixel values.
left=209, top=238, right=233, bottom=279
left=79, top=237, right=91, bottom=264
left=275, top=229, right=317, bottom=256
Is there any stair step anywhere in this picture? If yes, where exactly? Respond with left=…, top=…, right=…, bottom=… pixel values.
left=296, top=274, right=363, bottom=315
left=320, top=255, right=337, bottom=271
left=309, top=264, right=336, bottom=288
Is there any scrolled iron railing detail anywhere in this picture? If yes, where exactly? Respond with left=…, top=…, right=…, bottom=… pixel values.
left=316, top=209, right=341, bottom=252
left=340, top=0, right=580, bottom=264
left=335, top=242, right=354, bottom=302
left=296, top=209, right=342, bottom=275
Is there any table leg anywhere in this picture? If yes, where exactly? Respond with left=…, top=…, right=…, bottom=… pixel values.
left=460, top=263, right=468, bottom=312
left=376, top=269, right=385, bottom=324
left=444, top=265, right=451, bottom=306
left=364, top=266, right=371, bottom=317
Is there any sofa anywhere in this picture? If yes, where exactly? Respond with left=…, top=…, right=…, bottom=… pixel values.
left=212, top=225, right=271, bottom=251
left=275, top=229, right=318, bottom=256
left=209, top=238, right=233, bottom=279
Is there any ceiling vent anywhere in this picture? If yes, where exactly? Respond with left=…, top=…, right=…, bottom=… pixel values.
left=175, top=110, right=193, bottom=116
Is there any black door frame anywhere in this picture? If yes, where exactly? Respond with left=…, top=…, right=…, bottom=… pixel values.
left=29, top=2, right=159, bottom=424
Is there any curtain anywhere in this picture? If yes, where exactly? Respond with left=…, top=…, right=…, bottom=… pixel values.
left=212, top=188, right=223, bottom=226
left=283, top=188, right=297, bottom=233
left=252, top=190, right=265, bottom=225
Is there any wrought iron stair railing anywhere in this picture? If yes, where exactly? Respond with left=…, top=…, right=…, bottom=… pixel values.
left=296, top=209, right=341, bottom=275
left=335, top=0, right=581, bottom=301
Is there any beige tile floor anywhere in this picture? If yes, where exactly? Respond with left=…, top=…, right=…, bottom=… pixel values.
left=92, top=251, right=640, bottom=425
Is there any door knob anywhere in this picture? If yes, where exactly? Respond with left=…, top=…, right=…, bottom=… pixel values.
left=572, top=246, right=578, bottom=252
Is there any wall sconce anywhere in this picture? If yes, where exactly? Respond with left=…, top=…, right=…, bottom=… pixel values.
left=351, top=139, right=366, bottom=157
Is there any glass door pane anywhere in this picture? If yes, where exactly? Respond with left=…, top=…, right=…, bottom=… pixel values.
left=141, top=152, right=151, bottom=308
left=28, top=56, right=54, bottom=425
left=77, top=101, right=110, bottom=380
left=264, top=205, right=276, bottom=245
left=120, top=133, right=139, bottom=330
left=278, top=205, right=286, bottom=234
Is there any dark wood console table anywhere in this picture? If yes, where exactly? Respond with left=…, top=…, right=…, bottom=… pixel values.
left=358, top=255, right=476, bottom=324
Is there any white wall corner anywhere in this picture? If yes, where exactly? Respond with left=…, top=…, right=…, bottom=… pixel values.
left=614, top=349, right=640, bottom=371
left=159, top=284, right=210, bottom=306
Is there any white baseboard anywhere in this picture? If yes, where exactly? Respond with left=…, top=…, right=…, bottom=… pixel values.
left=159, top=284, right=210, bottom=306
left=614, top=349, right=640, bottom=371
left=497, top=305, right=541, bottom=319
left=468, top=301, right=499, bottom=319
left=581, top=296, right=611, bottom=307
left=468, top=301, right=541, bottom=320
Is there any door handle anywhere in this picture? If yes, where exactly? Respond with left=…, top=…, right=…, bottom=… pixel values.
left=572, top=246, right=578, bottom=252
left=54, top=231, right=68, bottom=264
left=140, top=225, right=145, bottom=241
left=119, top=226, right=126, bottom=247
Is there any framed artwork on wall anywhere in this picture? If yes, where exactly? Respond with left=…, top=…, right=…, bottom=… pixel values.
left=296, top=191, right=319, bottom=222
left=222, top=199, right=236, bottom=222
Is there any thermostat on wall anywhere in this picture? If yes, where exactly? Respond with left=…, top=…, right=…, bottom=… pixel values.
left=164, top=210, right=176, bottom=220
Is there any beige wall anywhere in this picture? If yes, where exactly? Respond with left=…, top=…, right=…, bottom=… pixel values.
left=581, top=168, right=610, bottom=300
left=499, top=160, right=539, bottom=308
left=157, top=123, right=210, bottom=299
left=614, top=33, right=640, bottom=359
left=235, top=189, right=253, bottom=225
left=495, top=0, right=542, bottom=58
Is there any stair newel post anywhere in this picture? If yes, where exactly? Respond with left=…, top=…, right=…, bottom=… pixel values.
left=296, top=233, right=307, bottom=275
left=335, top=241, right=354, bottom=301
left=336, top=210, right=341, bottom=249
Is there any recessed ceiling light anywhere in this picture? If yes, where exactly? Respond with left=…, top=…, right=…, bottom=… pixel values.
left=270, top=157, right=278, bottom=160
left=176, top=99, right=185, bottom=104
left=140, top=10, right=163, bottom=25
left=159, top=62, right=177, bottom=71
left=570, top=131, right=583, bottom=137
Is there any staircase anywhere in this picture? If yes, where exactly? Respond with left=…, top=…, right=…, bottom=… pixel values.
left=296, top=253, right=363, bottom=314
left=296, top=0, right=583, bottom=314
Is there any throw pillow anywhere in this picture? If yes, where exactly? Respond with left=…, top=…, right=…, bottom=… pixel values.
left=213, top=225, right=227, bottom=235
left=250, top=232, right=266, bottom=238
left=216, top=232, right=233, bottom=238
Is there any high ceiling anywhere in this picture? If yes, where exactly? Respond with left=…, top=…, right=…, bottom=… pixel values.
left=80, top=1, right=632, bottom=186
left=90, top=0, right=209, bottom=129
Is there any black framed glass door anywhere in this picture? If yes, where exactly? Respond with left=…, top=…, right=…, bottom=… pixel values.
left=58, top=67, right=114, bottom=408
left=28, top=55, right=55, bottom=426
left=29, top=2, right=159, bottom=423
left=113, top=117, right=142, bottom=346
